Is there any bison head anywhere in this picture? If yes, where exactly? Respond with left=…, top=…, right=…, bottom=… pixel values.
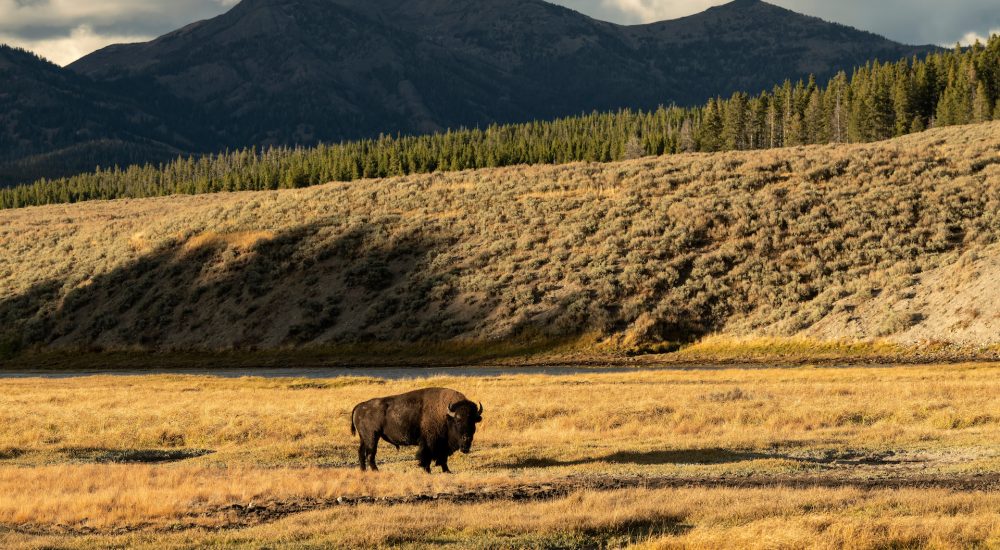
left=446, top=400, right=483, bottom=454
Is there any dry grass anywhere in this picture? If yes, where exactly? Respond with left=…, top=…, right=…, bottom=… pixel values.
left=0, top=364, right=998, bottom=547
left=5, top=487, right=1000, bottom=548
left=2, top=123, right=1000, bottom=358
left=181, top=231, right=276, bottom=254
left=673, top=336, right=909, bottom=360
left=2, top=365, right=999, bottom=463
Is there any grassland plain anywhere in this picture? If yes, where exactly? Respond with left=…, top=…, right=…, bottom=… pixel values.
left=2, top=122, right=1000, bottom=363
left=0, top=364, right=998, bottom=548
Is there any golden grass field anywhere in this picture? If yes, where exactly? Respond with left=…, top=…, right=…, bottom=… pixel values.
left=2, top=122, right=1000, bottom=360
left=1, top=363, right=998, bottom=548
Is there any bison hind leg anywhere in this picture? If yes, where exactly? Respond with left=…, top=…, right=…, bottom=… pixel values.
left=357, top=429, right=381, bottom=472
left=367, top=436, right=380, bottom=471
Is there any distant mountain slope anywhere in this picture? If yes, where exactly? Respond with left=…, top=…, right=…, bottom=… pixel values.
left=2, top=122, right=997, bottom=355
left=0, top=45, right=198, bottom=185
left=69, top=0, right=937, bottom=149
left=627, top=0, right=933, bottom=100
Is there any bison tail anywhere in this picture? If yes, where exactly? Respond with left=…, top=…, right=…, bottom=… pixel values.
left=350, top=404, right=358, bottom=436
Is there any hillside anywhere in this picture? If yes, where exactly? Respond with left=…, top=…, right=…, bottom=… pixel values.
left=1, top=123, right=999, bottom=358
left=0, top=45, right=197, bottom=186
left=64, top=0, right=934, bottom=155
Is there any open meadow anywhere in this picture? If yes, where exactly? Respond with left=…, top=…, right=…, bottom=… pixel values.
left=1, top=363, right=998, bottom=548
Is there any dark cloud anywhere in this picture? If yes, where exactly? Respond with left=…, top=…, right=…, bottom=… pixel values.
left=554, top=0, right=1000, bottom=45
left=764, top=0, right=1000, bottom=45
left=1, top=0, right=997, bottom=66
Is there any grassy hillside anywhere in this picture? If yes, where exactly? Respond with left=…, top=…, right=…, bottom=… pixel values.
left=2, top=122, right=999, bottom=360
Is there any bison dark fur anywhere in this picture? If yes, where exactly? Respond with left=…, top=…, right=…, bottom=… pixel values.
left=350, top=387, right=483, bottom=473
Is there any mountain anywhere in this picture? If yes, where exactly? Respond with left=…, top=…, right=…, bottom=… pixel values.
left=68, top=0, right=936, bottom=149
left=626, top=0, right=934, bottom=99
left=0, top=0, right=937, bottom=187
left=0, top=45, right=201, bottom=185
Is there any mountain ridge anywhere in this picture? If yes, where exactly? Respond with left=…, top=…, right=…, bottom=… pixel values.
left=69, top=0, right=936, bottom=145
left=2, top=0, right=939, bottom=185
left=0, top=45, right=197, bottom=185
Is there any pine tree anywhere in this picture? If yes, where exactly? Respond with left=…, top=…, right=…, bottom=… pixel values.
left=871, top=64, right=896, bottom=140
left=700, top=99, right=724, bottom=152
left=849, top=69, right=875, bottom=142
left=912, top=59, right=937, bottom=123
left=804, top=88, right=826, bottom=144
left=973, top=81, right=992, bottom=122
left=767, top=96, right=781, bottom=148
left=748, top=95, right=769, bottom=150
left=722, top=92, right=748, bottom=150
left=937, top=66, right=974, bottom=126
left=893, top=67, right=914, bottom=136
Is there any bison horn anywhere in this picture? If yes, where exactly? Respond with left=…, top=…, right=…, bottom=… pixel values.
left=477, top=402, right=483, bottom=415
left=448, top=402, right=458, bottom=417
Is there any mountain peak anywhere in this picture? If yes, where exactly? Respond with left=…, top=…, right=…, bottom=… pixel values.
left=32, top=0, right=937, bottom=183
left=707, top=0, right=786, bottom=14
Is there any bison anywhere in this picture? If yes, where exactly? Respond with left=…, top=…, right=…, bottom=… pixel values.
left=350, top=387, right=483, bottom=473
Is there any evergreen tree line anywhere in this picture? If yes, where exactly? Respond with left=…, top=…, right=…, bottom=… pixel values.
left=3, top=38, right=998, bottom=210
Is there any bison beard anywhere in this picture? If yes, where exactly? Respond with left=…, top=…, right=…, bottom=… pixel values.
left=350, top=387, right=483, bottom=473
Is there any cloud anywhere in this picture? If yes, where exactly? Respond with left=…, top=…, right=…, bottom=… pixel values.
left=951, top=29, right=1000, bottom=47
left=1, top=0, right=999, bottom=66
left=0, top=24, right=151, bottom=65
left=0, top=0, right=239, bottom=65
left=593, top=0, right=722, bottom=23
left=562, top=0, right=1000, bottom=46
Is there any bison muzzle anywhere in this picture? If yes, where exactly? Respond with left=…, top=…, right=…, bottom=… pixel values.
left=350, top=387, right=483, bottom=473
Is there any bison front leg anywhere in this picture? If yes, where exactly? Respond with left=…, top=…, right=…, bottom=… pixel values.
left=436, top=455, right=451, bottom=474
left=416, top=441, right=432, bottom=473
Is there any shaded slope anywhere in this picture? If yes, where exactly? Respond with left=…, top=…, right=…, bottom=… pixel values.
left=0, top=45, right=200, bottom=186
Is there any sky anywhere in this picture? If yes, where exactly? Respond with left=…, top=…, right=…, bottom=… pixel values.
left=1, top=0, right=998, bottom=66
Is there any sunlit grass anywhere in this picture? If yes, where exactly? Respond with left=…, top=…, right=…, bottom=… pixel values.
left=5, top=487, right=1000, bottom=549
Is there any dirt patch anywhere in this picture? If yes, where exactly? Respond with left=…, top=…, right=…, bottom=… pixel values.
left=0, top=448, right=24, bottom=460
left=496, top=447, right=926, bottom=470
left=61, top=448, right=214, bottom=464
left=287, top=382, right=330, bottom=390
